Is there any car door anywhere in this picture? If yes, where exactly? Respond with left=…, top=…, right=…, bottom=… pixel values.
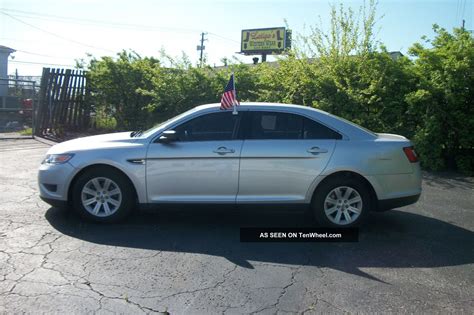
left=146, top=111, right=243, bottom=203
left=237, top=111, right=339, bottom=203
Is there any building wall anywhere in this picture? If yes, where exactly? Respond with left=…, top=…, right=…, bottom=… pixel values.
left=0, top=51, right=10, bottom=97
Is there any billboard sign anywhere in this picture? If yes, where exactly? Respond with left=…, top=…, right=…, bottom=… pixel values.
left=241, top=27, right=288, bottom=55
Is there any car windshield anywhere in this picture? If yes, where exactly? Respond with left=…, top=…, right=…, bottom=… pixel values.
left=139, top=107, right=198, bottom=138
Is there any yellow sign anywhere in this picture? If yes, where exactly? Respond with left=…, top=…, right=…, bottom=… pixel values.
left=241, top=27, right=286, bottom=54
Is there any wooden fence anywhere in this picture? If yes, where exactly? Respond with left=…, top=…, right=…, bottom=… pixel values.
left=36, top=68, right=90, bottom=138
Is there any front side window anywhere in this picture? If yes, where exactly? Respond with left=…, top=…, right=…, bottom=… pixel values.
left=246, top=112, right=342, bottom=140
left=173, top=112, right=238, bottom=141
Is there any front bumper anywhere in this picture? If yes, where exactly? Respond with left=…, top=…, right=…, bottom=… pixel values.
left=38, top=162, right=77, bottom=202
left=40, top=196, right=69, bottom=209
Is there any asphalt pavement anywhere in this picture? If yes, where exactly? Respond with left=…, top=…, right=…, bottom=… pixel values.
left=0, top=138, right=473, bottom=314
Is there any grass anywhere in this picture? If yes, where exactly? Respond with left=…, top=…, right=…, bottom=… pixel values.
left=95, top=115, right=117, bottom=130
left=19, top=128, right=32, bottom=136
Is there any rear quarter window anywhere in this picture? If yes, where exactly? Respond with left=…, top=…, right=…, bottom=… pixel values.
left=303, top=117, right=342, bottom=140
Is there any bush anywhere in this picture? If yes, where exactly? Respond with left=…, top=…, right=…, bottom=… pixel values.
left=82, top=3, right=473, bottom=174
left=408, top=26, right=474, bottom=173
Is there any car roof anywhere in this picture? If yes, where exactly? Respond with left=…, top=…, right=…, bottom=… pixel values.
left=196, top=102, right=331, bottom=114
left=194, top=102, right=376, bottom=140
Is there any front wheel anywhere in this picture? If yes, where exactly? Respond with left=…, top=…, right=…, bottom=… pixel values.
left=72, top=168, right=135, bottom=223
left=313, top=177, right=371, bottom=227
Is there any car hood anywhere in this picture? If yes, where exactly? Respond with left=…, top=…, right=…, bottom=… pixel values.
left=47, top=132, right=141, bottom=154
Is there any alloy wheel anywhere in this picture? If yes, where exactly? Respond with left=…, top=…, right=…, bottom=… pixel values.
left=323, top=186, right=363, bottom=225
left=81, top=177, right=122, bottom=217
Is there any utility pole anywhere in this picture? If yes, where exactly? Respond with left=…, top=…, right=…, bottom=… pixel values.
left=462, top=19, right=465, bottom=31
left=197, top=32, right=207, bottom=67
left=15, top=69, right=19, bottom=89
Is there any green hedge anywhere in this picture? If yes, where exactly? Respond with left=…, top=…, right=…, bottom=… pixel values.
left=84, top=20, right=473, bottom=174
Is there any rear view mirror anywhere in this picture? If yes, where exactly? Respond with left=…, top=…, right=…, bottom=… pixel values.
left=158, top=130, right=178, bottom=143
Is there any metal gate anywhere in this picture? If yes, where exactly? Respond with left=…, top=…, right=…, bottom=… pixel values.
left=36, top=68, right=89, bottom=140
left=0, top=78, right=37, bottom=139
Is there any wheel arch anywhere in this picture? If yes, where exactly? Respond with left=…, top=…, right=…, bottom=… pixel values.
left=311, top=170, right=378, bottom=211
left=67, top=163, right=139, bottom=207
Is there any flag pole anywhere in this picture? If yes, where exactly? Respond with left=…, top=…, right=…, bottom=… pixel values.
left=232, top=72, right=238, bottom=115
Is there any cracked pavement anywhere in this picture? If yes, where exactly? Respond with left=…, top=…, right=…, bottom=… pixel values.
left=0, top=138, right=473, bottom=314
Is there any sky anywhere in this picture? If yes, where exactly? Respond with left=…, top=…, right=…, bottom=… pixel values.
left=0, top=0, right=473, bottom=76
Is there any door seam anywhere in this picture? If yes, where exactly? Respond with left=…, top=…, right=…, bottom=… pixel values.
left=235, top=139, right=245, bottom=204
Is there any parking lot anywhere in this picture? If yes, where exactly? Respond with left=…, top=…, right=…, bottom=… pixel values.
left=0, top=138, right=473, bottom=314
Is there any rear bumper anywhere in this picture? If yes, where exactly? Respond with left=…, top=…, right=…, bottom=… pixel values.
left=376, top=193, right=421, bottom=212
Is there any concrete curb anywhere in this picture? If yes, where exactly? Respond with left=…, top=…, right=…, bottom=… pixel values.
left=33, top=136, right=58, bottom=146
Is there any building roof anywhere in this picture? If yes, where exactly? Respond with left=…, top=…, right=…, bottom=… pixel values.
left=0, top=45, right=15, bottom=53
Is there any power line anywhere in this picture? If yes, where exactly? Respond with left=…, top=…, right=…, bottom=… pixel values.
left=1, top=8, right=243, bottom=59
left=0, top=36, right=62, bottom=44
left=208, top=32, right=240, bottom=44
left=0, top=8, right=200, bottom=33
left=0, top=37, right=98, bottom=60
left=2, top=8, right=241, bottom=45
left=1, top=8, right=244, bottom=65
left=15, top=49, right=69, bottom=59
left=10, top=60, right=76, bottom=67
left=0, top=11, right=115, bottom=53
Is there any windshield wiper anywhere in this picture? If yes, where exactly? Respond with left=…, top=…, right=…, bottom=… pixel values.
left=130, top=130, right=143, bottom=137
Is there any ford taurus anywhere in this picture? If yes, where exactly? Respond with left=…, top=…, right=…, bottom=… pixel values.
left=38, top=103, right=421, bottom=226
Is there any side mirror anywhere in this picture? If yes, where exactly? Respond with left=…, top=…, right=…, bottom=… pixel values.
left=158, top=130, right=178, bottom=143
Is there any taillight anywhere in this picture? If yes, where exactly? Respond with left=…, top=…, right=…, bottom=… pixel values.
left=403, top=146, right=418, bottom=163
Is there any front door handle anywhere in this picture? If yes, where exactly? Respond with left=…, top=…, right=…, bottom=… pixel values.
left=213, top=146, right=235, bottom=155
left=307, top=146, right=328, bottom=154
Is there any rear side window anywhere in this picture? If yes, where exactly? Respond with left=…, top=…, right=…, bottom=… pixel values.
left=248, top=112, right=302, bottom=139
left=245, top=112, right=341, bottom=140
left=303, top=117, right=342, bottom=139
left=174, top=112, right=238, bottom=141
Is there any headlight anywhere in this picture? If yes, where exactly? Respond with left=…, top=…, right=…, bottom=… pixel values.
left=42, top=154, right=75, bottom=165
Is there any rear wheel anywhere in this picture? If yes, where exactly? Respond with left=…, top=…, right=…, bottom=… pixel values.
left=72, top=168, right=134, bottom=223
left=313, top=177, right=370, bottom=227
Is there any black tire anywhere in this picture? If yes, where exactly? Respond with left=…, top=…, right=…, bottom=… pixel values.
left=312, top=177, right=371, bottom=227
left=72, top=167, right=135, bottom=223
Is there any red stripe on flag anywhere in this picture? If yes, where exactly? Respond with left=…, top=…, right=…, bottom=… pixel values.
left=220, top=74, right=239, bottom=110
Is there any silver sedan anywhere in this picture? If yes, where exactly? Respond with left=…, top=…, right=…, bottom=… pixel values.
left=38, top=103, right=421, bottom=226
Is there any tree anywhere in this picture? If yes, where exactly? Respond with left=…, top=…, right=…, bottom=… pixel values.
left=81, top=4, right=474, bottom=175
left=86, top=51, right=159, bottom=130
left=408, top=26, right=474, bottom=173
left=277, top=0, right=417, bottom=135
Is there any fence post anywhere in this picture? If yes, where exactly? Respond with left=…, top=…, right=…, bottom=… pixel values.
left=32, top=81, right=36, bottom=138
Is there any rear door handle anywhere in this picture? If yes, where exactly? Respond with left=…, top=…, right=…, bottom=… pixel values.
left=307, top=146, right=328, bottom=154
left=213, top=146, right=235, bottom=155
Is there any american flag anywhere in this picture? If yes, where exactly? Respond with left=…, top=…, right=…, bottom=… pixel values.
left=220, top=73, right=239, bottom=110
